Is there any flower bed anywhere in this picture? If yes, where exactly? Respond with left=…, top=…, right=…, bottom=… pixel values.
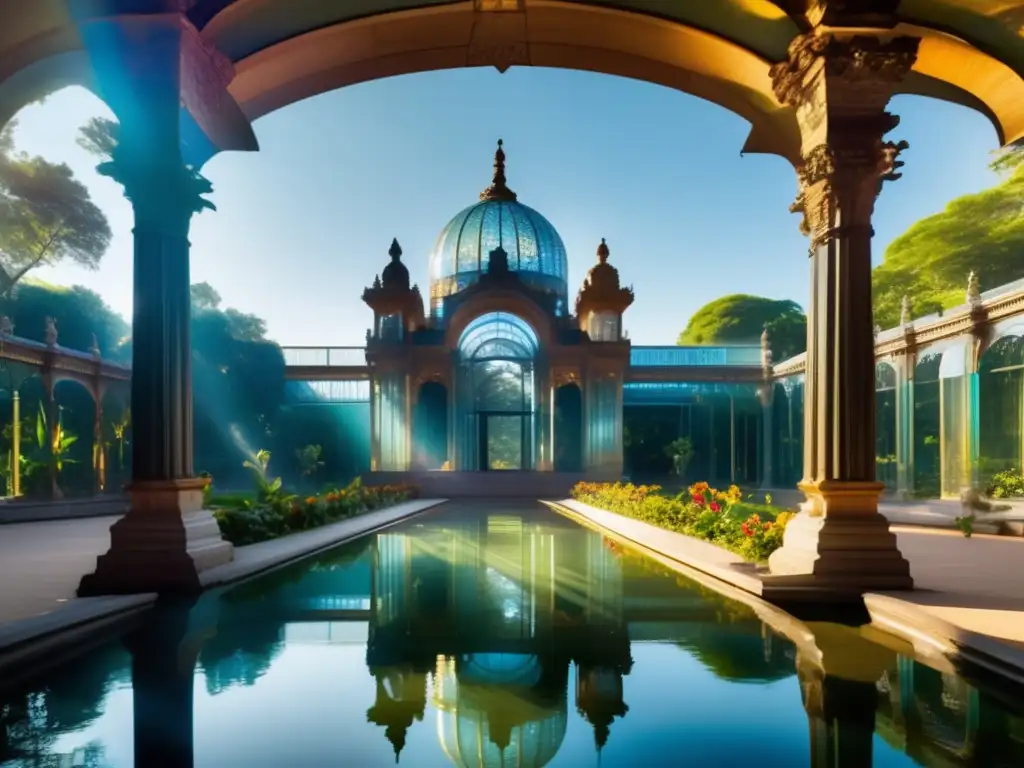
left=571, top=481, right=794, bottom=562
left=212, top=478, right=417, bottom=546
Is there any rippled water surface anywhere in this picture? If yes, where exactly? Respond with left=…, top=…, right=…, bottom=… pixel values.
left=1, top=501, right=1023, bottom=767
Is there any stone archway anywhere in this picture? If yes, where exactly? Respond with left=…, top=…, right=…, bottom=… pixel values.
left=8, top=0, right=1015, bottom=593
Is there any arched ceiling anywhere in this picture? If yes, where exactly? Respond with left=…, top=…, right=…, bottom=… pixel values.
left=2, top=0, right=1024, bottom=163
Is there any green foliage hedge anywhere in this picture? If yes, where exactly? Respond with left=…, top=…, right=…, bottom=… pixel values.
left=571, top=481, right=794, bottom=563
left=212, top=478, right=416, bottom=546
left=987, top=467, right=1024, bottom=499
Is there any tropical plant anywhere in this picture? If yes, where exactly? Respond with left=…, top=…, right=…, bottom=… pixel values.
left=242, top=448, right=285, bottom=501
left=109, top=408, right=130, bottom=471
left=665, top=436, right=695, bottom=478
left=296, top=444, right=325, bottom=479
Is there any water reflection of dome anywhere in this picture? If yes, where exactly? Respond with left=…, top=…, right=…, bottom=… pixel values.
left=434, top=656, right=567, bottom=768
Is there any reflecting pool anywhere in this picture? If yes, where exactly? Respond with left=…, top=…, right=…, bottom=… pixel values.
left=2, top=501, right=1024, bottom=767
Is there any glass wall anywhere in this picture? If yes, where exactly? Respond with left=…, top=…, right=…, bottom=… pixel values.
left=587, top=312, right=620, bottom=342
left=771, top=377, right=804, bottom=488
left=374, top=374, right=409, bottom=471
left=621, top=384, right=763, bottom=487
left=940, top=343, right=970, bottom=498
left=377, top=313, right=403, bottom=341
left=454, top=312, right=539, bottom=471
left=554, top=384, right=583, bottom=472
left=586, top=375, right=621, bottom=474
left=914, top=353, right=942, bottom=497
left=979, top=334, right=1024, bottom=485
left=876, top=363, right=898, bottom=491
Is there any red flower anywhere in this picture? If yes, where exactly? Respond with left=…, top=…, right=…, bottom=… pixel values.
left=710, top=502, right=720, bottom=513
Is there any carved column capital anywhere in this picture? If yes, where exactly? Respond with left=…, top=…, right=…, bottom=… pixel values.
left=770, top=33, right=919, bottom=112
left=773, top=34, right=919, bottom=246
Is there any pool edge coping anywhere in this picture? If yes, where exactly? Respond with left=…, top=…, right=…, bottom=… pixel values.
left=0, top=498, right=448, bottom=675
left=863, top=593, right=1024, bottom=684
left=546, top=497, right=1024, bottom=683
left=540, top=498, right=837, bottom=665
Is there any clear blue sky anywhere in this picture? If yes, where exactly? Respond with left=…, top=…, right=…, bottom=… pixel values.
left=8, top=66, right=1001, bottom=347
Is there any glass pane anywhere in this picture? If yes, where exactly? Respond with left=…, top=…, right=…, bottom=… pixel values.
left=979, top=335, right=1024, bottom=485
left=457, top=204, right=486, bottom=273
left=488, top=415, right=523, bottom=470
left=914, top=354, right=942, bottom=497
left=876, top=363, right=897, bottom=490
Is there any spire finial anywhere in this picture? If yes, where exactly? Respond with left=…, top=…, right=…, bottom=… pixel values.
left=480, top=139, right=517, bottom=201
left=389, top=238, right=402, bottom=261
left=597, top=238, right=610, bottom=263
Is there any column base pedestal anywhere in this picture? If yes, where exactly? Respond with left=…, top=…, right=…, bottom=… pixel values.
left=766, top=480, right=913, bottom=592
left=78, top=478, right=234, bottom=596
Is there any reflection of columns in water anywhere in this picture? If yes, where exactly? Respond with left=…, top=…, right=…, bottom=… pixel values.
left=124, top=606, right=211, bottom=768
left=797, top=656, right=877, bottom=768
left=585, top=533, right=623, bottom=625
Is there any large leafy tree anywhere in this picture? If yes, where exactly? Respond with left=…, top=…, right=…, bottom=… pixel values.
left=191, top=281, right=222, bottom=310
left=872, top=149, right=1024, bottom=327
left=678, top=294, right=807, bottom=362
left=0, top=123, right=112, bottom=297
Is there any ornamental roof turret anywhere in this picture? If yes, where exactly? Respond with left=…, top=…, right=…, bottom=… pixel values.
left=574, top=238, right=635, bottom=319
left=381, top=237, right=410, bottom=290
left=363, top=238, right=424, bottom=327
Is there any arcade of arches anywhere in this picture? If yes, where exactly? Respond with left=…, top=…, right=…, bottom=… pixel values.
left=5, top=0, right=1024, bottom=596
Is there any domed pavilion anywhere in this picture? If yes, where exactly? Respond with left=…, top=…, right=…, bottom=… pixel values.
left=362, top=141, right=633, bottom=479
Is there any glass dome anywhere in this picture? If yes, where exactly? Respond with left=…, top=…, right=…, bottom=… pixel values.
left=428, top=141, right=569, bottom=317
left=434, top=656, right=568, bottom=768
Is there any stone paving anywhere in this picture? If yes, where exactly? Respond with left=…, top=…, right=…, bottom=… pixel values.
left=0, top=499, right=445, bottom=640
left=0, top=515, right=121, bottom=624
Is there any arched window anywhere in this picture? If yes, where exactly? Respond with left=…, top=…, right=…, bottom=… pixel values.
left=455, top=313, right=539, bottom=471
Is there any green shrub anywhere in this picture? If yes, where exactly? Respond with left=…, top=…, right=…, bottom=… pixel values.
left=211, top=478, right=416, bottom=546
left=987, top=468, right=1024, bottom=499
left=571, top=481, right=793, bottom=563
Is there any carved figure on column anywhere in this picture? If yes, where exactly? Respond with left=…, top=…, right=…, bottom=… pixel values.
left=966, top=270, right=982, bottom=307
left=899, top=294, right=911, bottom=327
left=773, top=34, right=919, bottom=249
left=44, top=316, right=58, bottom=347
left=0, top=316, right=13, bottom=336
left=90, top=333, right=101, bottom=358
left=760, top=324, right=773, bottom=369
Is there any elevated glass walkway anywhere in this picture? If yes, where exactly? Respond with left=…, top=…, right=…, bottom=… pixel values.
left=281, top=344, right=765, bottom=405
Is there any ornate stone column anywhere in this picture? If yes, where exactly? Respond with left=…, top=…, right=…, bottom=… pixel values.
left=78, top=12, right=236, bottom=594
left=766, top=33, right=917, bottom=590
